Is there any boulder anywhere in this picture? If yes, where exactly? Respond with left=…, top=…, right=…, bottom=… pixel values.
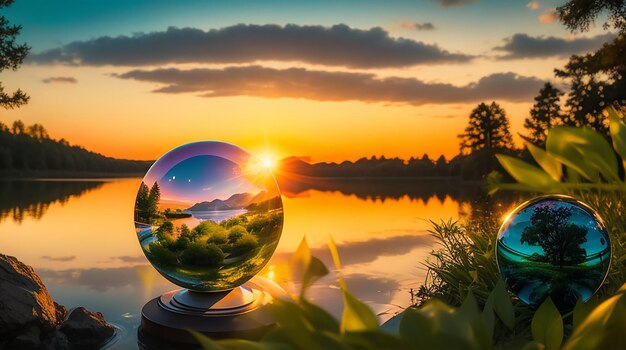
left=60, top=307, right=115, bottom=347
left=0, top=254, right=114, bottom=349
left=41, top=331, right=70, bottom=350
left=0, top=254, right=64, bottom=333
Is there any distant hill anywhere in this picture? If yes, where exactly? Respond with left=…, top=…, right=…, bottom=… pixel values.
left=187, top=191, right=269, bottom=211
left=0, top=119, right=152, bottom=176
left=223, top=193, right=254, bottom=208
left=187, top=199, right=232, bottom=211
left=245, top=196, right=282, bottom=211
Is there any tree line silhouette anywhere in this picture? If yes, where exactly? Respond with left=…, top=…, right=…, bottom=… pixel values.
left=0, top=120, right=152, bottom=175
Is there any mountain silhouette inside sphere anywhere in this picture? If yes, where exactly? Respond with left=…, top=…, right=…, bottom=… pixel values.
left=187, top=191, right=268, bottom=211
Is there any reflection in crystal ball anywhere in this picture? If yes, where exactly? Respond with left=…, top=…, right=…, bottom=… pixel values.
left=496, top=195, right=611, bottom=310
left=134, top=142, right=283, bottom=292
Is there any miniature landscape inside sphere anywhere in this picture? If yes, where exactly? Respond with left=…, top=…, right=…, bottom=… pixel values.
left=134, top=142, right=283, bottom=292
left=496, top=195, right=611, bottom=310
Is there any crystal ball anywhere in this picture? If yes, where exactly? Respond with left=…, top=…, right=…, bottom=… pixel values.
left=134, top=141, right=283, bottom=291
left=496, top=195, right=611, bottom=310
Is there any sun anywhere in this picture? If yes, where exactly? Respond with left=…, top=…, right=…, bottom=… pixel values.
left=260, top=155, right=275, bottom=169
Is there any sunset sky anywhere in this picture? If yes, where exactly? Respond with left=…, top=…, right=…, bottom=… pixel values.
left=1, top=0, right=612, bottom=162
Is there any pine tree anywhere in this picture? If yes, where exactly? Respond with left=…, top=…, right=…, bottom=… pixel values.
left=459, top=102, right=513, bottom=154
left=0, top=0, right=29, bottom=109
left=136, top=181, right=149, bottom=210
left=147, top=182, right=161, bottom=220
left=522, top=83, right=563, bottom=145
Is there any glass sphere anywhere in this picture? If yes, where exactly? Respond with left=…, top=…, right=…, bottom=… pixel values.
left=134, top=141, right=283, bottom=292
left=496, top=195, right=611, bottom=310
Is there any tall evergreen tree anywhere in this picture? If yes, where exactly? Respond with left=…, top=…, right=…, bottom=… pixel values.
left=522, top=83, right=563, bottom=145
left=147, top=182, right=161, bottom=219
left=136, top=182, right=150, bottom=216
left=0, top=0, right=29, bottom=109
left=459, top=102, right=513, bottom=154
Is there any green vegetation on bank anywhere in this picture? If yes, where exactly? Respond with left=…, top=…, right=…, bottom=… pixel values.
left=145, top=210, right=283, bottom=290
left=193, top=233, right=626, bottom=350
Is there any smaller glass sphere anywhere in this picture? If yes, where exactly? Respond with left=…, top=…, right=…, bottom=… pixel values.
left=496, top=195, right=611, bottom=310
left=134, top=141, right=283, bottom=292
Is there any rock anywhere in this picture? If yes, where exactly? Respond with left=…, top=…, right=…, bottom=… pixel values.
left=0, top=254, right=64, bottom=333
left=41, top=331, right=70, bottom=350
left=60, top=307, right=115, bottom=347
left=9, top=325, right=41, bottom=350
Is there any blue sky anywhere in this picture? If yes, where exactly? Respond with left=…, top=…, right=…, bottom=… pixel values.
left=8, top=0, right=574, bottom=53
left=2, top=0, right=614, bottom=162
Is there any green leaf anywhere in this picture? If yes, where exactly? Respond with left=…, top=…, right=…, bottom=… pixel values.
left=328, top=236, right=347, bottom=290
left=522, top=341, right=546, bottom=350
left=572, top=297, right=599, bottom=330
left=546, top=126, right=619, bottom=182
left=608, top=106, right=626, bottom=171
left=564, top=285, right=626, bottom=350
left=524, top=141, right=563, bottom=181
left=458, top=292, right=491, bottom=349
left=344, top=330, right=408, bottom=350
left=399, top=303, right=474, bottom=349
left=399, top=308, right=435, bottom=347
left=481, top=290, right=495, bottom=342
left=492, top=279, right=515, bottom=330
left=341, top=289, right=379, bottom=333
left=190, top=330, right=224, bottom=350
left=495, top=154, right=557, bottom=191
left=290, top=237, right=329, bottom=297
left=531, top=298, right=563, bottom=350
left=300, top=298, right=340, bottom=333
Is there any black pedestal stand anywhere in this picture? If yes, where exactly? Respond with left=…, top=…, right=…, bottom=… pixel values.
left=139, top=276, right=287, bottom=345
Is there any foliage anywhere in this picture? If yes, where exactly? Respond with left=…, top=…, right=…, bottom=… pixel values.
left=492, top=107, right=626, bottom=193
left=180, top=242, right=225, bottom=267
left=551, top=0, right=626, bottom=135
left=0, top=119, right=152, bottom=173
left=522, top=83, right=563, bottom=146
left=557, top=0, right=626, bottom=33
left=147, top=182, right=160, bottom=219
left=459, top=102, right=513, bottom=154
left=492, top=107, right=626, bottom=296
left=520, top=206, right=587, bottom=268
left=0, top=0, right=29, bottom=109
left=146, top=212, right=280, bottom=268
left=192, top=235, right=626, bottom=349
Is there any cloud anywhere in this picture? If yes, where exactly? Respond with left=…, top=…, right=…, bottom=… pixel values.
left=430, top=0, right=478, bottom=8
left=110, top=255, right=147, bottom=263
left=527, top=1, right=540, bottom=10
left=400, top=21, right=436, bottom=31
left=494, top=33, right=615, bottom=59
left=41, top=255, right=76, bottom=262
left=116, top=65, right=544, bottom=105
left=28, top=24, right=472, bottom=69
left=41, top=76, right=77, bottom=84
left=538, top=8, right=559, bottom=24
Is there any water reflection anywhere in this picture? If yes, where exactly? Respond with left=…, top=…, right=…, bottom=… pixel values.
left=0, top=178, right=520, bottom=348
left=0, top=180, right=104, bottom=223
left=278, top=176, right=486, bottom=203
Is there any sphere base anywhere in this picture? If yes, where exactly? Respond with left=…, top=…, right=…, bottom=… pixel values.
left=139, top=276, right=287, bottom=344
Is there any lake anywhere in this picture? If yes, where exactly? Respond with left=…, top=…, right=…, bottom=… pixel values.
left=0, top=178, right=520, bottom=349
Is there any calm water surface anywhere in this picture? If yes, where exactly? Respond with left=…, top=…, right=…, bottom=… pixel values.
left=0, top=178, right=516, bottom=349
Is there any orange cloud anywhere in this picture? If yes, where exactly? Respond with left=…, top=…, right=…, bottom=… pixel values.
left=526, top=1, right=540, bottom=10
left=538, top=8, right=559, bottom=24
